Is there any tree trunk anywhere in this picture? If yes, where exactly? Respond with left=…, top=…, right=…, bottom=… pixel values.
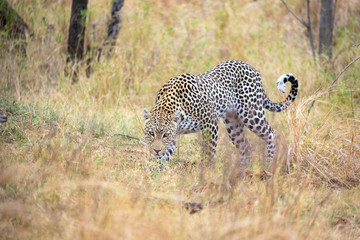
left=66, top=0, right=88, bottom=82
left=0, top=0, right=32, bottom=56
left=98, top=0, right=124, bottom=60
left=319, top=0, right=334, bottom=59
left=86, top=0, right=124, bottom=77
left=105, top=0, right=124, bottom=48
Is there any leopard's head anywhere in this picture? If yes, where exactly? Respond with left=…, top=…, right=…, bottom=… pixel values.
left=143, top=109, right=181, bottom=159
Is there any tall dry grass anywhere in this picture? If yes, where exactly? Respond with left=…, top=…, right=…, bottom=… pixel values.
left=1, top=0, right=360, bottom=239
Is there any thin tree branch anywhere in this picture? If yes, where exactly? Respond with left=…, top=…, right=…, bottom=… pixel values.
left=280, top=0, right=308, bottom=27
left=306, top=0, right=317, bottom=65
left=281, top=0, right=317, bottom=65
left=330, top=56, right=360, bottom=88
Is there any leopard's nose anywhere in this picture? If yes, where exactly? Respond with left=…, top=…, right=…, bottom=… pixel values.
left=154, top=149, right=161, bottom=154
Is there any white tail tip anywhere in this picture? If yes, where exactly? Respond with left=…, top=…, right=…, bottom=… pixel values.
left=277, top=73, right=292, bottom=93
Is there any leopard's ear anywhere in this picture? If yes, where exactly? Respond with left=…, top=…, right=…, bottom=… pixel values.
left=143, top=108, right=151, bottom=121
left=173, top=111, right=183, bottom=125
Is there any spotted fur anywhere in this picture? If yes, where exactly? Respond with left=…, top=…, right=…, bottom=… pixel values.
left=143, top=61, right=298, bottom=167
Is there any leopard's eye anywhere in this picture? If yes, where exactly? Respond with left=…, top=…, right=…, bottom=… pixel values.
left=163, top=132, right=169, bottom=138
left=148, top=130, right=155, bottom=137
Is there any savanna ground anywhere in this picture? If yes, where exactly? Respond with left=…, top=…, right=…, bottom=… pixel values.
left=1, top=0, right=360, bottom=239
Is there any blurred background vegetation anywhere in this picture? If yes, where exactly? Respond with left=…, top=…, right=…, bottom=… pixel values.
left=0, top=0, right=359, bottom=239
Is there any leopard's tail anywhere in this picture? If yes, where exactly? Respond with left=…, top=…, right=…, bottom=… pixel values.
left=263, top=73, right=299, bottom=112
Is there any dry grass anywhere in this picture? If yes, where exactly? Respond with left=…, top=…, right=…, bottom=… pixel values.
left=1, top=0, right=360, bottom=239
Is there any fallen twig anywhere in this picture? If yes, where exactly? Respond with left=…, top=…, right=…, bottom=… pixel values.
left=113, top=133, right=140, bottom=141
left=0, top=115, right=7, bottom=123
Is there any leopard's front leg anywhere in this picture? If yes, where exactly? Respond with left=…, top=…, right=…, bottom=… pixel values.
left=200, top=116, right=219, bottom=164
left=156, top=141, right=177, bottom=170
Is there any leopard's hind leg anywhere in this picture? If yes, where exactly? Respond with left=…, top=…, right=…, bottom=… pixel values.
left=243, top=109, right=277, bottom=161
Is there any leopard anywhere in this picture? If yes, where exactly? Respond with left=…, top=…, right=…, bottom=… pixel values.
left=143, top=60, right=298, bottom=168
